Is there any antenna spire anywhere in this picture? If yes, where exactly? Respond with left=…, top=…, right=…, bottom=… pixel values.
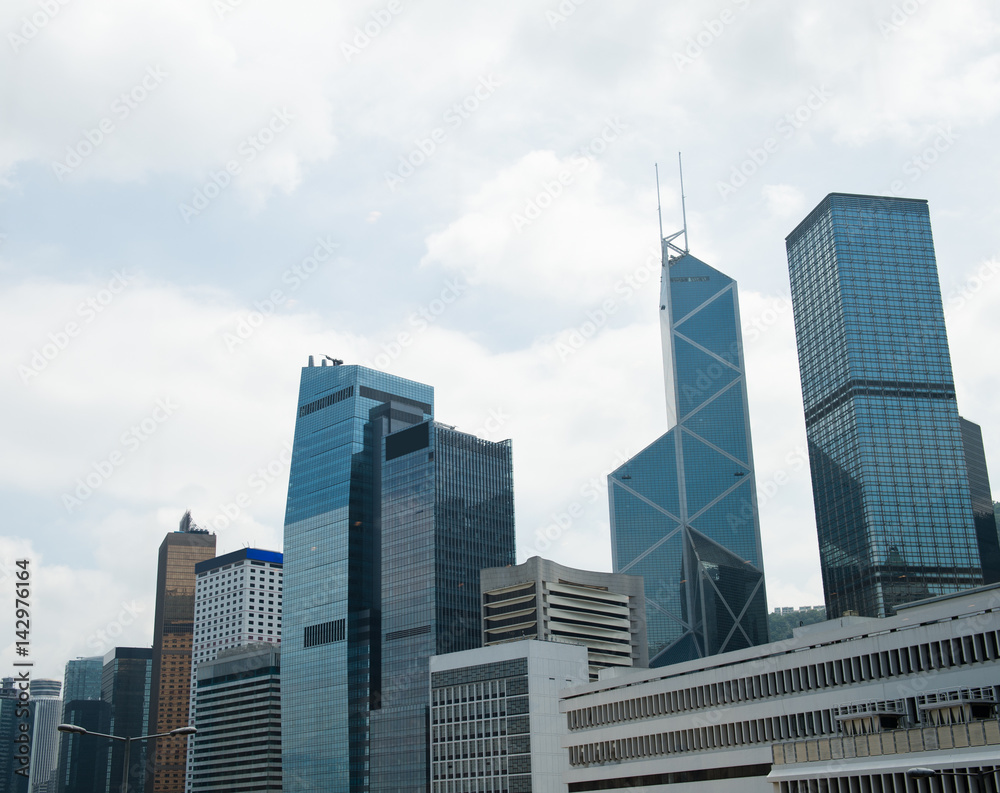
left=678, top=152, right=689, bottom=253
left=660, top=154, right=689, bottom=259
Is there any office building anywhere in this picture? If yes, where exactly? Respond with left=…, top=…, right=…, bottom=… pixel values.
left=185, top=548, right=282, bottom=792
left=560, top=585, right=1000, bottom=793
left=480, top=556, right=648, bottom=680
left=190, top=645, right=281, bottom=793
left=146, top=513, right=216, bottom=793
left=0, top=677, right=29, bottom=793
left=961, top=417, right=1000, bottom=585
left=55, top=656, right=107, bottom=793
left=609, top=223, right=769, bottom=666
left=27, top=679, right=61, bottom=793
left=369, top=418, right=515, bottom=791
left=786, top=193, right=996, bottom=617
left=55, top=700, right=109, bottom=793
left=103, top=647, right=153, bottom=793
left=282, top=360, right=435, bottom=793
left=430, top=640, right=589, bottom=793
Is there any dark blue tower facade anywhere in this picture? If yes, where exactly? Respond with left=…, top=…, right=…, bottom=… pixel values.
left=282, top=362, right=434, bottom=793
left=369, top=420, right=514, bottom=791
left=609, top=231, right=769, bottom=667
left=786, top=193, right=990, bottom=618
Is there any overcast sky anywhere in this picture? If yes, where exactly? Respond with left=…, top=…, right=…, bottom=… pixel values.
left=3, top=0, right=999, bottom=679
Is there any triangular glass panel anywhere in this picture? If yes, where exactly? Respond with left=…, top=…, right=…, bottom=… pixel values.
left=683, top=382, right=749, bottom=464
left=674, top=337, right=740, bottom=418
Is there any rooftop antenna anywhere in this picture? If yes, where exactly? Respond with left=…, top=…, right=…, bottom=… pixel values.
left=659, top=153, right=689, bottom=260
left=678, top=151, right=689, bottom=254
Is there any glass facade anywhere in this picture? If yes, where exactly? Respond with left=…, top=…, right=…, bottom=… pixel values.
left=959, top=417, right=1000, bottom=584
left=103, top=647, right=153, bottom=793
left=147, top=527, right=216, bottom=793
left=609, top=247, right=768, bottom=667
left=282, top=364, right=434, bottom=793
left=370, top=422, right=515, bottom=792
left=787, top=193, right=985, bottom=618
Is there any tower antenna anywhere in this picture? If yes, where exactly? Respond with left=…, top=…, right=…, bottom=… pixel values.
left=678, top=152, right=689, bottom=253
left=655, top=162, right=664, bottom=243
left=660, top=154, right=689, bottom=259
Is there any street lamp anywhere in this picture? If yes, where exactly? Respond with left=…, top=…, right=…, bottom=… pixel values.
left=57, top=723, right=196, bottom=793
left=907, top=766, right=996, bottom=792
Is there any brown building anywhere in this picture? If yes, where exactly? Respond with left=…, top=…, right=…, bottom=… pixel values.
left=145, top=512, right=216, bottom=793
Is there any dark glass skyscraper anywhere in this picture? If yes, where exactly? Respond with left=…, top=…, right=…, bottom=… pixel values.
left=960, top=417, right=1000, bottom=584
left=609, top=228, right=768, bottom=667
left=282, top=362, right=434, bottom=793
left=103, top=647, right=153, bottom=793
left=369, top=420, right=514, bottom=791
left=786, top=193, right=989, bottom=617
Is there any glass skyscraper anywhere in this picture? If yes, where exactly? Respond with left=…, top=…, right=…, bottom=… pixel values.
left=282, top=361, right=434, bottom=793
left=609, top=232, right=769, bottom=667
left=369, top=420, right=515, bottom=792
left=786, top=193, right=995, bottom=617
left=103, top=647, right=153, bottom=793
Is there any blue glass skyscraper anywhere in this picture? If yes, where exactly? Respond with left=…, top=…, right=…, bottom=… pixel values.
left=609, top=221, right=769, bottom=667
left=282, top=361, right=434, bottom=793
left=786, top=193, right=994, bottom=617
left=369, top=420, right=514, bottom=791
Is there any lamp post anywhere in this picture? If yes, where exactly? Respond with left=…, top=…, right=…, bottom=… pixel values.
left=907, top=766, right=996, bottom=793
left=57, top=723, right=196, bottom=793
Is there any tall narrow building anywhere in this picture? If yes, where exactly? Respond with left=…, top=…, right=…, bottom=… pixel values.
left=369, top=419, right=515, bottom=792
left=145, top=514, right=215, bottom=793
left=960, top=417, right=1000, bottom=584
left=55, top=657, right=106, bottom=793
left=282, top=360, right=435, bottom=793
left=185, top=548, right=283, bottom=793
left=27, top=679, right=61, bottom=793
left=102, top=647, right=153, bottom=793
left=786, top=193, right=993, bottom=617
left=608, top=218, right=769, bottom=667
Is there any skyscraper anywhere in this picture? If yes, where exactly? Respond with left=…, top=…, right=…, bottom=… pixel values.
left=146, top=514, right=215, bottom=793
left=786, top=193, right=992, bottom=617
left=0, top=677, right=29, bottom=793
left=608, top=219, right=769, bottom=667
left=960, top=417, right=1000, bottom=584
left=55, top=657, right=106, bottom=793
left=103, top=647, right=153, bottom=793
left=185, top=548, right=282, bottom=793
left=27, top=679, right=61, bottom=793
left=369, top=419, right=515, bottom=791
left=282, top=360, right=435, bottom=793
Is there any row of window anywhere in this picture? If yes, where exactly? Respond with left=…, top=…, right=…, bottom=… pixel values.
left=569, top=709, right=836, bottom=766
left=567, top=624, right=1000, bottom=730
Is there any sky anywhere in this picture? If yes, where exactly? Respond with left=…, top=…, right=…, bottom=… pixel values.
left=2, top=0, right=999, bottom=680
